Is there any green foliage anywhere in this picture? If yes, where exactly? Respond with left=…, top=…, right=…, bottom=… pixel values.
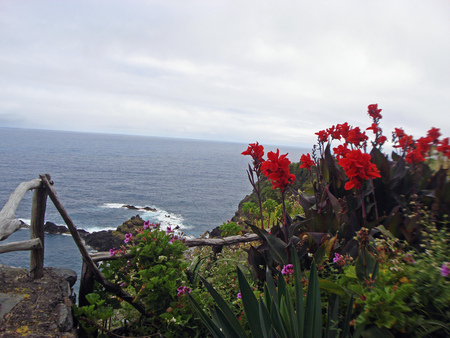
left=220, top=221, right=243, bottom=237
left=190, top=247, right=354, bottom=337
left=72, top=292, right=115, bottom=337
left=81, top=225, right=208, bottom=337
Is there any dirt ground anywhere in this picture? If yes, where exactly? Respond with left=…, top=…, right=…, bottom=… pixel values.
left=0, top=265, right=77, bottom=337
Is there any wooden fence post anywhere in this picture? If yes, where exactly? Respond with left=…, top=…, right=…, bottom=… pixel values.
left=30, top=181, right=47, bottom=279
left=79, top=260, right=95, bottom=307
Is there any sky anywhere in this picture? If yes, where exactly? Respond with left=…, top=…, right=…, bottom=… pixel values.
left=1, top=0, right=449, bottom=148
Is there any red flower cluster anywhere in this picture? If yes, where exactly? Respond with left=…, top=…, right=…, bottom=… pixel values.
left=241, top=142, right=265, bottom=167
left=437, top=138, right=450, bottom=157
left=316, top=122, right=368, bottom=148
left=261, top=149, right=295, bottom=192
left=299, top=153, right=315, bottom=171
left=393, top=126, right=448, bottom=164
left=338, top=149, right=381, bottom=190
left=367, top=104, right=382, bottom=120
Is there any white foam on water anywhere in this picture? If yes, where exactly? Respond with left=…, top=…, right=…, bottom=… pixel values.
left=98, top=202, right=192, bottom=232
left=100, top=203, right=127, bottom=209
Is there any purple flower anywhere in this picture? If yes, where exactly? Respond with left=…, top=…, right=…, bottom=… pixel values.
left=166, top=226, right=174, bottom=234
left=281, top=264, right=294, bottom=275
left=441, top=263, right=450, bottom=277
left=143, top=220, right=150, bottom=230
left=124, top=233, right=132, bottom=243
left=169, top=235, right=179, bottom=243
left=109, top=247, right=118, bottom=256
left=333, top=253, right=343, bottom=264
left=177, top=286, right=191, bottom=295
left=120, top=282, right=127, bottom=287
left=237, top=291, right=242, bottom=299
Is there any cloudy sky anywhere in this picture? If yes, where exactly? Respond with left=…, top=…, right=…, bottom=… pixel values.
left=1, top=1, right=449, bottom=148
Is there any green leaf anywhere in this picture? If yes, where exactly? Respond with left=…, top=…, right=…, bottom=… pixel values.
left=292, top=246, right=304, bottom=335
left=355, top=247, right=378, bottom=285
left=237, top=266, right=264, bottom=337
left=325, top=294, right=339, bottom=338
left=250, top=224, right=288, bottom=265
left=199, top=275, right=247, bottom=337
left=259, top=298, right=272, bottom=338
left=188, top=294, right=225, bottom=338
left=85, top=293, right=100, bottom=305
left=319, top=279, right=350, bottom=298
left=303, top=261, right=322, bottom=338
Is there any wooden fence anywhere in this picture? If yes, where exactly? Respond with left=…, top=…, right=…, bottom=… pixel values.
left=0, top=175, right=260, bottom=314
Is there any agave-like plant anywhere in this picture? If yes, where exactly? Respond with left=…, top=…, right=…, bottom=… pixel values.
left=189, top=247, right=354, bottom=338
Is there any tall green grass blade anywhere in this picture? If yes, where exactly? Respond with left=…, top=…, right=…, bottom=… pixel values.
left=277, top=272, right=297, bottom=337
left=263, top=284, right=272, bottom=314
left=292, top=246, right=304, bottom=334
left=270, top=299, right=288, bottom=338
left=341, top=294, right=354, bottom=338
left=266, top=268, right=279, bottom=305
left=325, top=294, right=339, bottom=338
left=303, top=261, right=322, bottom=338
left=211, top=305, right=245, bottom=338
left=199, top=275, right=247, bottom=337
left=188, top=294, right=225, bottom=338
left=237, top=266, right=263, bottom=337
left=259, top=298, right=272, bottom=338
left=279, top=295, right=293, bottom=337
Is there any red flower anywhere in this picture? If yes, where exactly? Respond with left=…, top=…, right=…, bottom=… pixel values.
left=437, top=137, right=450, bottom=158
left=393, top=128, right=406, bottom=140
left=261, top=149, right=295, bottom=192
left=300, top=153, right=315, bottom=171
left=315, top=129, right=330, bottom=143
left=416, top=136, right=433, bottom=155
left=333, top=144, right=351, bottom=160
left=346, top=127, right=368, bottom=148
left=242, top=142, right=265, bottom=167
left=376, top=135, right=387, bottom=146
left=336, top=123, right=350, bottom=140
left=394, top=133, right=414, bottom=151
left=427, top=127, right=441, bottom=144
left=366, top=123, right=379, bottom=134
left=338, top=149, right=381, bottom=190
left=367, top=104, right=382, bottom=120
left=405, top=148, right=425, bottom=164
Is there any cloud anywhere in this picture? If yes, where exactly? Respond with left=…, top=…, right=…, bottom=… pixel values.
left=0, top=0, right=449, bottom=147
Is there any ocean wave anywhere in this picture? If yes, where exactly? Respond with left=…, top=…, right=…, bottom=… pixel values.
left=99, top=203, right=192, bottom=231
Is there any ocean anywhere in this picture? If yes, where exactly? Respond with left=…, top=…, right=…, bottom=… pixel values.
left=0, top=127, right=307, bottom=292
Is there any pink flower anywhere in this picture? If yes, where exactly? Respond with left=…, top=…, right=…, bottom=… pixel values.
left=177, top=286, right=191, bottom=295
left=124, top=233, right=132, bottom=243
left=441, top=263, right=450, bottom=277
left=281, top=264, right=294, bottom=275
left=237, top=291, right=242, bottom=299
left=333, top=252, right=343, bottom=264
left=109, top=247, right=118, bottom=256
left=169, top=235, right=179, bottom=243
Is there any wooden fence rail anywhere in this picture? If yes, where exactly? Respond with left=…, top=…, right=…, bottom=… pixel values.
left=0, top=174, right=261, bottom=314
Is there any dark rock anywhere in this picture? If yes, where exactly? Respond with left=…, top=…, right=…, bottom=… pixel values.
left=123, top=204, right=139, bottom=210
left=142, top=206, right=157, bottom=212
left=44, top=221, right=69, bottom=235
left=84, top=230, right=123, bottom=252
left=52, top=267, right=77, bottom=288
left=44, top=221, right=89, bottom=238
left=209, top=226, right=222, bottom=238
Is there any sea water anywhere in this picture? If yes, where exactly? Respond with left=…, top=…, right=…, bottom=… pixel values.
left=0, top=127, right=307, bottom=292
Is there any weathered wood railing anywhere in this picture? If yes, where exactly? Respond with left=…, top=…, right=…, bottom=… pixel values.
left=0, top=177, right=47, bottom=279
left=1, top=174, right=261, bottom=315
